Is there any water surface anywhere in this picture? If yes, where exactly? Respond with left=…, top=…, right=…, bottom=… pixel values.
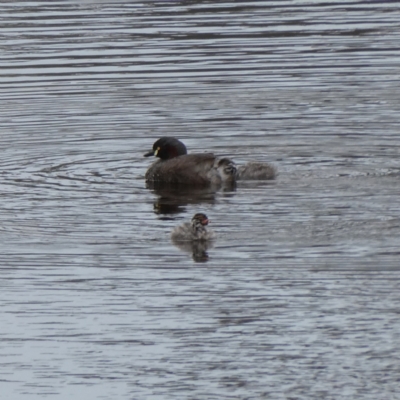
left=1, top=1, right=400, bottom=399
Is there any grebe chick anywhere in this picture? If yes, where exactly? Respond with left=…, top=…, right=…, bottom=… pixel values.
left=236, top=162, right=276, bottom=180
left=171, top=213, right=215, bottom=241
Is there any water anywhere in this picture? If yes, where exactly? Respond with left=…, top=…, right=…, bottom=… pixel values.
left=1, top=1, right=400, bottom=399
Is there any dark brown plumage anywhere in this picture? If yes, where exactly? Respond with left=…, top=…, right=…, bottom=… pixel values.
left=144, top=137, right=236, bottom=187
left=144, top=136, right=276, bottom=186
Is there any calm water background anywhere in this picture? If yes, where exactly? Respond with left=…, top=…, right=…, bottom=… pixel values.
left=1, top=1, right=400, bottom=399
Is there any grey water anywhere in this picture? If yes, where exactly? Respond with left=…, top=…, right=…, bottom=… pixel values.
left=1, top=1, right=400, bottom=399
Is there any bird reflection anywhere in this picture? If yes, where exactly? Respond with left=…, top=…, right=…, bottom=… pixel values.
left=172, top=239, right=214, bottom=263
left=148, top=181, right=236, bottom=216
